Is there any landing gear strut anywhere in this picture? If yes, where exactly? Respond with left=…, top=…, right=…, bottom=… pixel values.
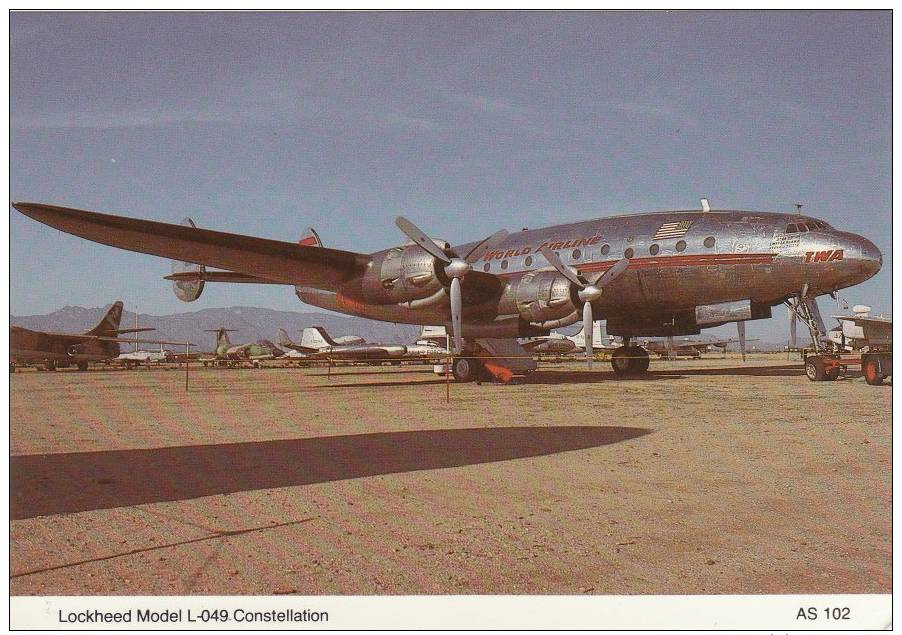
left=611, top=346, right=650, bottom=376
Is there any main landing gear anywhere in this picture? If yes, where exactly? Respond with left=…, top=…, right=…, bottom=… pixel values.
left=451, top=357, right=483, bottom=382
left=611, top=345, right=650, bottom=376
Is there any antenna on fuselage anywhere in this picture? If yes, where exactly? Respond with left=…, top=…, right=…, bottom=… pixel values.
left=700, top=198, right=710, bottom=212
left=794, top=203, right=803, bottom=216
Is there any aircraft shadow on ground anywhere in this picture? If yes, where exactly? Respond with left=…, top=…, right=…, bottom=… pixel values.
left=11, top=426, right=650, bottom=520
left=648, top=363, right=806, bottom=377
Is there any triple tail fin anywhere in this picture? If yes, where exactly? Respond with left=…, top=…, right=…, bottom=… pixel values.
left=86, top=301, right=124, bottom=335
left=298, top=227, right=323, bottom=247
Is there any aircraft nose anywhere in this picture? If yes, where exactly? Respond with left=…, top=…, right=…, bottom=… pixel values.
left=855, top=235, right=882, bottom=279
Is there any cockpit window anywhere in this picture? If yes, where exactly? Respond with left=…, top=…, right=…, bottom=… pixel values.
left=787, top=219, right=830, bottom=233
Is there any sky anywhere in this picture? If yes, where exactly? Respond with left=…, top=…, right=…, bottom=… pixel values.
left=10, top=11, right=892, bottom=340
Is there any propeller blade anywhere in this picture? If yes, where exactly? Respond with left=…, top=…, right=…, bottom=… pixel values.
left=593, top=257, right=631, bottom=289
left=450, top=277, right=463, bottom=354
left=539, top=247, right=583, bottom=287
left=737, top=321, right=747, bottom=362
left=395, top=216, right=451, bottom=264
left=463, top=228, right=509, bottom=262
left=583, top=302, right=593, bottom=369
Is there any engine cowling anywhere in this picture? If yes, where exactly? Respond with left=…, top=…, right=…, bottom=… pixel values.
left=509, top=270, right=579, bottom=325
left=359, top=243, right=447, bottom=306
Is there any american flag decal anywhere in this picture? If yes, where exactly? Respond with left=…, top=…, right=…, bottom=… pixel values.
left=652, top=220, right=693, bottom=240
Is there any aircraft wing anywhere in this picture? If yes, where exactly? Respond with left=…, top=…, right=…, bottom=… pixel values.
left=13, top=202, right=371, bottom=289
left=95, top=336, right=196, bottom=346
left=165, top=271, right=283, bottom=284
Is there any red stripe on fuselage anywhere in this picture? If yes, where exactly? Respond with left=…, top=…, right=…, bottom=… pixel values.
left=495, top=252, right=776, bottom=277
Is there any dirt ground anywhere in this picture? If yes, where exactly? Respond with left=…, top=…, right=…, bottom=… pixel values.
left=10, top=354, right=891, bottom=595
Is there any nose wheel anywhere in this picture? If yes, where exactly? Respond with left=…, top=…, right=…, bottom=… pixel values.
left=611, top=346, right=650, bottom=375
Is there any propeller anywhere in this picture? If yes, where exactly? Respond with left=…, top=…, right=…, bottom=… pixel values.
left=540, top=247, right=630, bottom=368
left=395, top=217, right=508, bottom=354
left=736, top=320, right=747, bottom=362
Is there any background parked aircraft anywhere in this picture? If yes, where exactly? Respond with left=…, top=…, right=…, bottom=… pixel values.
left=10, top=301, right=186, bottom=371
left=200, top=327, right=285, bottom=367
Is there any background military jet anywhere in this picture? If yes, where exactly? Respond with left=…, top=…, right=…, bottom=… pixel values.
left=10, top=300, right=187, bottom=371
left=200, top=327, right=285, bottom=367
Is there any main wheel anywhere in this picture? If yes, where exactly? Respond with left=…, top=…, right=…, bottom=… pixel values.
left=805, top=356, right=827, bottom=381
left=46, top=360, right=57, bottom=371
left=630, top=346, right=650, bottom=374
left=863, top=357, right=884, bottom=386
left=452, top=357, right=482, bottom=382
left=611, top=346, right=649, bottom=375
left=611, top=347, right=632, bottom=375
left=77, top=361, right=89, bottom=371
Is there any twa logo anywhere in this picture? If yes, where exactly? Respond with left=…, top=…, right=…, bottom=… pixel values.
left=804, top=249, right=843, bottom=263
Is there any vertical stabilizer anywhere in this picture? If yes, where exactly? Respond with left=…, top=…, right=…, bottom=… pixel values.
left=299, top=227, right=323, bottom=247
left=86, top=301, right=124, bottom=335
left=277, top=328, right=297, bottom=348
left=300, top=326, right=336, bottom=350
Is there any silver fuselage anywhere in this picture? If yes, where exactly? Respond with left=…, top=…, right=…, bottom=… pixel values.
left=296, top=209, right=881, bottom=337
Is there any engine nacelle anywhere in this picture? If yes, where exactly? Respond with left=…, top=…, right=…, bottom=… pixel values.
left=506, top=270, right=578, bottom=325
left=359, top=244, right=447, bottom=306
left=171, top=218, right=205, bottom=302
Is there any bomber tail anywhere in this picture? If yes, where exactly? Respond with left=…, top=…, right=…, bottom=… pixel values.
left=204, top=327, right=237, bottom=353
left=86, top=301, right=124, bottom=335
left=278, top=328, right=296, bottom=348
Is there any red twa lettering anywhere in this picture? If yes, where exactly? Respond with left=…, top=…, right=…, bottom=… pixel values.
left=806, top=249, right=844, bottom=263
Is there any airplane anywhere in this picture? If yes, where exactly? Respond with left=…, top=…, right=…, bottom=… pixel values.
left=521, top=321, right=618, bottom=355
left=116, top=347, right=170, bottom=367
left=641, top=336, right=759, bottom=360
left=827, top=305, right=892, bottom=352
left=12, top=200, right=882, bottom=382
left=286, top=326, right=445, bottom=362
left=10, top=300, right=187, bottom=371
left=200, top=327, right=285, bottom=367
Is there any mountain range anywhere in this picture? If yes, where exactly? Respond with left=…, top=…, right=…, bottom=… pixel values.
left=10, top=305, right=423, bottom=351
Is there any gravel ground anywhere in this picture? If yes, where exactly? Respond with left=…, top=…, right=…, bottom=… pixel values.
left=10, top=354, right=891, bottom=595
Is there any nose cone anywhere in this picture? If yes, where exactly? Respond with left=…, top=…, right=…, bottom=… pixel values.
left=838, top=233, right=882, bottom=287
left=860, top=236, right=882, bottom=271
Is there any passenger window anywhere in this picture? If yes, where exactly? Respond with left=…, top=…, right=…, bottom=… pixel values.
left=600, top=244, right=610, bottom=256
left=624, top=247, right=634, bottom=259
left=703, top=236, right=716, bottom=248
left=483, top=262, right=491, bottom=272
left=501, top=259, right=509, bottom=270
left=572, top=249, right=581, bottom=260
left=675, top=240, right=687, bottom=252
left=524, top=256, right=533, bottom=267
left=649, top=244, right=660, bottom=256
